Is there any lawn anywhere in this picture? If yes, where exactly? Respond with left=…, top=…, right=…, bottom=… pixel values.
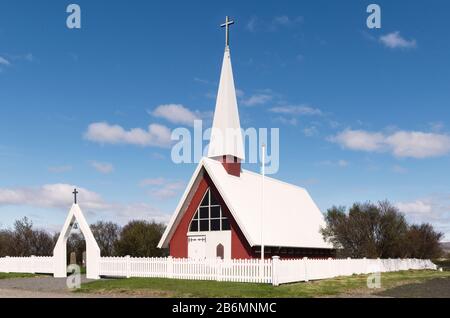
left=78, top=270, right=450, bottom=298
left=0, top=272, right=41, bottom=279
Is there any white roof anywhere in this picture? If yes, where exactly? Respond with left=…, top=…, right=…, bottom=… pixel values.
left=158, top=158, right=332, bottom=249
left=208, top=47, right=245, bottom=160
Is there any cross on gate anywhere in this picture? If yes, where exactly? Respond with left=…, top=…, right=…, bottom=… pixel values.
left=72, top=188, right=78, bottom=204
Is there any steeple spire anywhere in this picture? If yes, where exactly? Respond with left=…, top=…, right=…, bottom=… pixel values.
left=208, top=17, right=244, bottom=175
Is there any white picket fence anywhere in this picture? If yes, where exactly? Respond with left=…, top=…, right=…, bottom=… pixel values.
left=99, top=256, right=273, bottom=283
left=98, top=256, right=436, bottom=285
left=272, top=257, right=437, bottom=285
left=0, top=255, right=437, bottom=285
left=0, top=256, right=54, bottom=274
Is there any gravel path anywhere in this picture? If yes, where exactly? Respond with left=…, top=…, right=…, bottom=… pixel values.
left=0, top=275, right=103, bottom=298
left=375, top=277, right=450, bottom=298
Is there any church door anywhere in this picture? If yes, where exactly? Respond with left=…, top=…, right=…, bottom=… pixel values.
left=188, top=236, right=206, bottom=259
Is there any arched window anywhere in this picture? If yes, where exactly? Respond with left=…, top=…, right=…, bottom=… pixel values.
left=189, top=188, right=230, bottom=232
left=216, top=244, right=224, bottom=259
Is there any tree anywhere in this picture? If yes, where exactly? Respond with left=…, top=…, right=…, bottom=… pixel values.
left=10, top=217, right=35, bottom=256
left=0, top=217, right=56, bottom=257
left=114, top=220, right=166, bottom=257
left=321, top=201, right=409, bottom=258
left=7, top=217, right=55, bottom=256
left=0, top=230, right=14, bottom=257
left=405, top=223, right=443, bottom=259
left=31, top=229, right=57, bottom=256
left=91, top=221, right=120, bottom=256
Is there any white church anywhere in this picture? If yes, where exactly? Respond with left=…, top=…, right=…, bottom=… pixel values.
left=158, top=17, right=334, bottom=260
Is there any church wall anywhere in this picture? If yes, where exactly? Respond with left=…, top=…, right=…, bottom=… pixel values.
left=169, top=177, right=209, bottom=258
left=169, top=171, right=335, bottom=259
left=169, top=172, right=254, bottom=259
left=187, top=231, right=231, bottom=259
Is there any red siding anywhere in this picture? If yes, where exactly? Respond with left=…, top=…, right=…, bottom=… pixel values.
left=169, top=177, right=209, bottom=258
left=169, top=171, right=254, bottom=259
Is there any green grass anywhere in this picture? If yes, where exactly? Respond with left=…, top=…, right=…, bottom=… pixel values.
left=78, top=270, right=450, bottom=298
left=0, top=272, right=41, bottom=279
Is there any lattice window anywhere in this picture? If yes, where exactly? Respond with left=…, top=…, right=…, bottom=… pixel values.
left=189, top=188, right=230, bottom=232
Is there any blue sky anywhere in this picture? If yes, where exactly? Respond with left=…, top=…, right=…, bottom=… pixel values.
left=0, top=0, right=449, bottom=239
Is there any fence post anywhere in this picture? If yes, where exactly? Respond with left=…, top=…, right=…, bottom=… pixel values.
left=272, top=256, right=280, bottom=286
left=125, top=255, right=131, bottom=278
left=30, top=255, right=36, bottom=274
left=5, top=256, right=10, bottom=273
left=347, top=257, right=352, bottom=275
left=303, top=257, right=309, bottom=282
left=216, top=257, right=222, bottom=282
left=328, top=257, right=333, bottom=277
left=167, top=256, right=173, bottom=279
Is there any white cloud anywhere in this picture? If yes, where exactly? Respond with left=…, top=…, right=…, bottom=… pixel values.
left=330, top=129, right=450, bottom=158
left=48, top=165, right=73, bottom=173
left=140, top=178, right=185, bottom=200
left=139, top=177, right=166, bottom=186
left=272, top=15, right=303, bottom=28
left=269, top=105, right=322, bottom=116
left=330, top=129, right=385, bottom=152
left=396, top=200, right=432, bottom=215
left=246, top=17, right=257, bottom=32
left=274, top=116, right=298, bottom=126
left=150, top=181, right=185, bottom=200
left=0, top=183, right=170, bottom=225
left=235, top=89, right=245, bottom=98
left=395, top=196, right=450, bottom=240
left=0, top=56, right=10, bottom=66
left=193, top=77, right=210, bottom=85
left=317, top=160, right=349, bottom=168
left=392, top=165, right=408, bottom=174
left=380, top=31, right=417, bottom=49
left=110, top=202, right=170, bottom=224
left=303, top=126, right=318, bottom=137
left=90, top=161, right=114, bottom=174
left=385, top=131, right=450, bottom=158
left=84, top=122, right=172, bottom=148
left=241, top=94, right=272, bottom=106
left=0, top=184, right=107, bottom=210
left=151, top=104, right=202, bottom=126
left=337, top=160, right=349, bottom=167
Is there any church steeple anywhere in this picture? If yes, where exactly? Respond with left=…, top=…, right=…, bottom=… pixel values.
left=208, top=17, right=245, bottom=176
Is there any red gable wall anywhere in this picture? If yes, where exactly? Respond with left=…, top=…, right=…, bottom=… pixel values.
left=169, top=171, right=254, bottom=259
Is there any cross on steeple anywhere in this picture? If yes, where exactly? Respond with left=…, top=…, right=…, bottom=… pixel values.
left=72, top=188, right=78, bottom=204
left=221, top=16, right=234, bottom=48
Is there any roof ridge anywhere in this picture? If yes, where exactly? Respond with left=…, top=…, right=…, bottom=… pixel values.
left=204, top=157, right=307, bottom=192
left=241, top=167, right=307, bottom=192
